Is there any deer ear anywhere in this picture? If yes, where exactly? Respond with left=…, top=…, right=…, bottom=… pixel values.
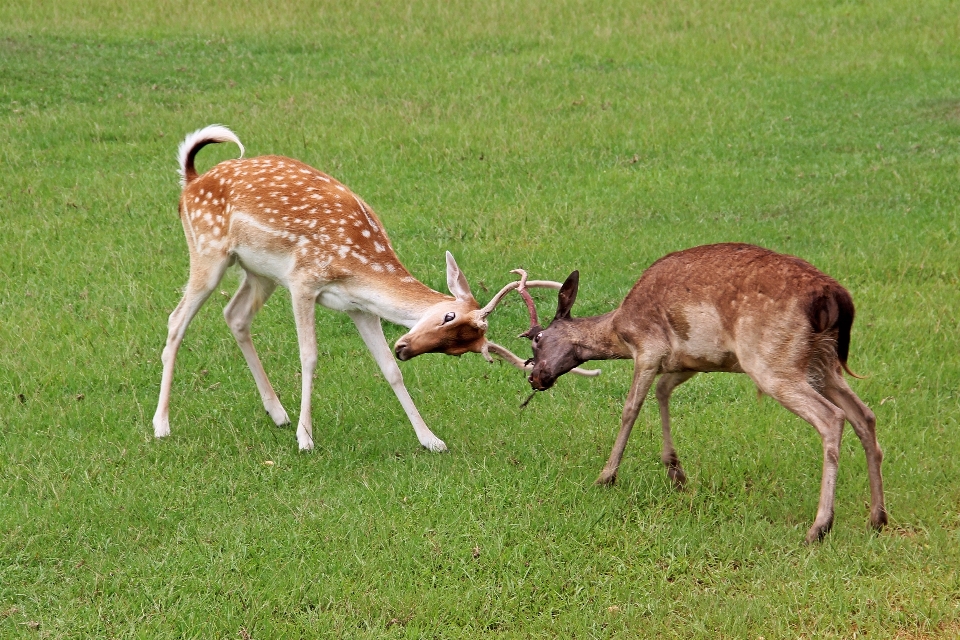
left=445, top=251, right=474, bottom=301
left=555, top=270, right=579, bottom=320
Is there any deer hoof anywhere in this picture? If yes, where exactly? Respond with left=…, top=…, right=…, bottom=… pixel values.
left=804, top=519, right=834, bottom=544
left=421, top=436, right=448, bottom=453
left=153, top=417, right=171, bottom=438
left=297, top=430, right=314, bottom=451
left=594, top=470, right=618, bottom=486
left=266, top=405, right=290, bottom=427
left=871, top=508, right=889, bottom=530
left=667, top=466, right=687, bottom=490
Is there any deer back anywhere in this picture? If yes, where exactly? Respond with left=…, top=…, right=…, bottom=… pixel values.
left=180, top=155, right=418, bottom=290
left=614, top=243, right=854, bottom=376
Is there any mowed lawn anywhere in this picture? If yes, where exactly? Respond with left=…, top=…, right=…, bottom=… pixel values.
left=1, top=0, right=959, bottom=637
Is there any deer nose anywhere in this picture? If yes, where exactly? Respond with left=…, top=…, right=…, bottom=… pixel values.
left=528, top=371, right=542, bottom=390
left=394, top=341, right=411, bottom=361
left=528, top=368, right=553, bottom=391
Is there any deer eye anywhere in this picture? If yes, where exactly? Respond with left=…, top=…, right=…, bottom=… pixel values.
left=534, top=332, right=543, bottom=343
left=443, top=312, right=456, bottom=324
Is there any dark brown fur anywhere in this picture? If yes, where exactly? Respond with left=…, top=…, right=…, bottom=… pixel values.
left=526, top=243, right=887, bottom=543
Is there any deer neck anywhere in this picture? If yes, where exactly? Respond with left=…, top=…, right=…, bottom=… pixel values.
left=343, top=271, right=455, bottom=329
left=568, top=311, right=631, bottom=361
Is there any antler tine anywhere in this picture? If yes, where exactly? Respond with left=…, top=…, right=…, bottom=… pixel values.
left=484, top=341, right=528, bottom=368
left=479, top=270, right=566, bottom=319
left=478, top=280, right=521, bottom=320
left=511, top=269, right=543, bottom=338
left=478, top=269, right=565, bottom=320
left=485, top=341, right=601, bottom=377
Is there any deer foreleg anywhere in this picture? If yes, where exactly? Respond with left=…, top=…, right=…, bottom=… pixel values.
left=596, top=364, right=658, bottom=486
left=348, top=310, right=447, bottom=452
left=291, top=289, right=318, bottom=451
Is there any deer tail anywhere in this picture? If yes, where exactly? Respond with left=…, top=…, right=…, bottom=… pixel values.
left=834, top=286, right=865, bottom=379
left=177, top=125, right=244, bottom=187
left=807, top=283, right=863, bottom=379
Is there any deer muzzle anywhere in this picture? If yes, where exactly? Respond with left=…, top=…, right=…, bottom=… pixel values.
left=528, top=365, right=556, bottom=392
left=394, top=340, right=413, bottom=361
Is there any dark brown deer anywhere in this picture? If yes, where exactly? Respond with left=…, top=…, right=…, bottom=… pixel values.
left=520, top=243, right=887, bottom=543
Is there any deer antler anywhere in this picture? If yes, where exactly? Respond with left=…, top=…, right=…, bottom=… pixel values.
left=479, top=269, right=599, bottom=378
left=484, top=341, right=600, bottom=377
left=477, top=270, right=564, bottom=320
left=510, top=269, right=543, bottom=339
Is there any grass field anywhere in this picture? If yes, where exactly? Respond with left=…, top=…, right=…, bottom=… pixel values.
left=2, top=0, right=959, bottom=637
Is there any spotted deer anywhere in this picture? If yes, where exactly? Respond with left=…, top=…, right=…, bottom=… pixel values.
left=520, top=243, right=887, bottom=543
left=154, top=125, right=589, bottom=452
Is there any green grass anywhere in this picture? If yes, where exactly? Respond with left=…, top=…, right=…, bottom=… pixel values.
left=2, top=0, right=959, bottom=637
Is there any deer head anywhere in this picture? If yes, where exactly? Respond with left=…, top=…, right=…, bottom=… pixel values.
left=525, top=271, right=587, bottom=390
left=393, top=253, right=540, bottom=362
left=393, top=252, right=488, bottom=360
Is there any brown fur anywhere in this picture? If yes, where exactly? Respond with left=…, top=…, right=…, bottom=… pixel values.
left=180, top=153, right=415, bottom=291
left=154, top=127, right=515, bottom=454
left=526, top=243, right=887, bottom=543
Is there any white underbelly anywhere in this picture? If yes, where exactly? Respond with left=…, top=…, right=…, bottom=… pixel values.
left=233, top=246, right=296, bottom=286
left=317, top=285, right=361, bottom=312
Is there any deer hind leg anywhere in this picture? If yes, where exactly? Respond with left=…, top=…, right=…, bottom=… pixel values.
left=347, top=310, right=447, bottom=452
left=223, top=271, right=289, bottom=426
left=822, top=369, right=887, bottom=530
left=290, top=287, right=318, bottom=451
left=763, top=377, right=846, bottom=543
left=153, top=254, right=232, bottom=438
left=655, top=371, right=697, bottom=489
left=596, top=363, right=659, bottom=486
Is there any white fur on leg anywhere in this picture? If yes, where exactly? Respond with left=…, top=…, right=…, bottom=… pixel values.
left=153, top=415, right=171, bottom=438
left=348, top=310, right=447, bottom=452
left=297, top=424, right=314, bottom=451
left=419, top=433, right=448, bottom=452
left=267, top=403, right=291, bottom=427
